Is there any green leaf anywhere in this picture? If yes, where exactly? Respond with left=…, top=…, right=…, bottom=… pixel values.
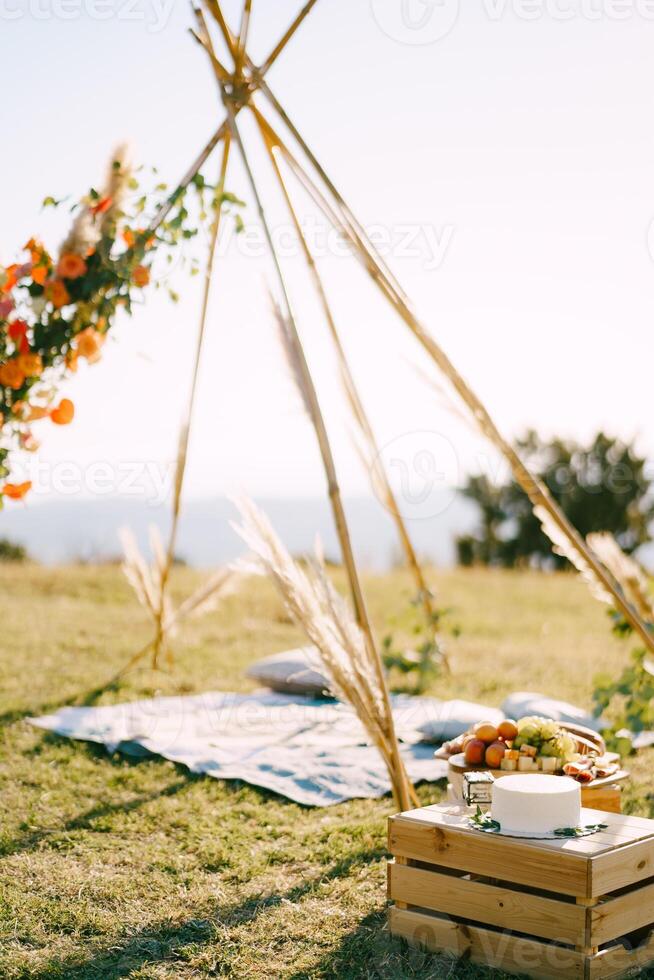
left=42, top=195, right=65, bottom=209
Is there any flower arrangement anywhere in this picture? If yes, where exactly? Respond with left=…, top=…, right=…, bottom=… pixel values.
left=0, top=147, right=235, bottom=506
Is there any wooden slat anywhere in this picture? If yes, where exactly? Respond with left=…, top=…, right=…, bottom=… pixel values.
left=389, top=814, right=591, bottom=897
left=588, top=927, right=654, bottom=979
left=389, top=907, right=586, bottom=980
left=402, top=805, right=618, bottom=855
left=391, top=855, right=410, bottom=910
left=388, top=861, right=587, bottom=946
left=591, top=878, right=654, bottom=946
left=596, top=812, right=654, bottom=832
left=590, top=837, right=654, bottom=896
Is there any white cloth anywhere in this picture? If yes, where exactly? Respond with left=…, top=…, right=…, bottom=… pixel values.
left=30, top=691, right=449, bottom=807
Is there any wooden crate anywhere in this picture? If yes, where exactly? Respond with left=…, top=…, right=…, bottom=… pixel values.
left=388, top=804, right=654, bottom=980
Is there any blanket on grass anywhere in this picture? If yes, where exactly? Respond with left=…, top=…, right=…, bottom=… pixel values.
left=30, top=689, right=652, bottom=807
left=30, top=692, right=449, bottom=807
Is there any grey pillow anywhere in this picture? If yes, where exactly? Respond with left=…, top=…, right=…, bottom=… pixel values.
left=247, top=647, right=332, bottom=698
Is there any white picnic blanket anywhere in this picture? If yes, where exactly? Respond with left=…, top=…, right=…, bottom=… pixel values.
left=30, top=692, right=450, bottom=807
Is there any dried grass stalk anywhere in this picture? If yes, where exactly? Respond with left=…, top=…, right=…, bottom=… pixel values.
left=120, top=527, right=158, bottom=618
left=233, top=497, right=411, bottom=803
left=534, top=507, right=615, bottom=607
left=119, top=525, right=237, bottom=667
left=587, top=533, right=654, bottom=625
left=171, top=568, right=238, bottom=627
left=60, top=144, right=132, bottom=258
left=99, top=143, right=133, bottom=237
left=265, top=287, right=413, bottom=808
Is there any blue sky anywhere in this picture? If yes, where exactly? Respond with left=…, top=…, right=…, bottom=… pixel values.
left=2, top=0, right=654, bottom=504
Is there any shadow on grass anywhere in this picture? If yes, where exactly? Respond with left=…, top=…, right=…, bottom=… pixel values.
left=21, top=846, right=389, bottom=980
left=285, top=913, right=499, bottom=980
left=0, top=678, right=124, bottom=728
left=0, top=777, right=190, bottom=859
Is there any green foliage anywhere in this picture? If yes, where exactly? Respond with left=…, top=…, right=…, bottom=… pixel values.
left=381, top=590, right=458, bottom=693
left=0, top=537, right=28, bottom=562
left=594, top=646, right=654, bottom=749
left=457, top=430, right=654, bottom=568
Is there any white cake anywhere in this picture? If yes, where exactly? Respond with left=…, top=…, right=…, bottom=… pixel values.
left=491, top=774, right=581, bottom=834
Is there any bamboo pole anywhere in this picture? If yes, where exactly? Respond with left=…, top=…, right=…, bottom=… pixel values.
left=203, top=0, right=319, bottom=76
left=141, top=133, right=232, bottom=670
left=156, top=133, right=233, bottom=662
left=253, top=108, right=448, bottom=672
left=192, top=12, right=404, bottom=306
left=146, top=124, right=227, bottom=236
left=193, top=5, right=231, bottom=93
left=259, top=0, right=320, bottom=75
left=149, top=0, right=320, bottom=240
left=184, top=49, right=397, bottom=318
left=244, top=101, right=654, bottom=656
left=251, top=78, right=410, bottom=307
left=216, top=85, right=413, bottom=811
left=234, top=0, right=252, bottom=78
left=203, top=0, right=238, bottom=60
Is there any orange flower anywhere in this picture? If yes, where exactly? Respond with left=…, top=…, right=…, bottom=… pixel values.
left=16, top=353, right=43, bottom=378
left=90, top=196, right=112, bottom=216
left=50, top=398, right=75, bottom=425
left=2, top=481, right=32, bottom=501
left=122, top=228, right=154, bottom=250
left=32, top=264, right=49, bottom=286
left=132, top=265, right=150, bottom=288
left=45, top=280, right=70, bottom=309
left=75, top=327, right=104, bottom=364
left=24, top=238, right=42, bottom=260
left=0, top=360, right=25, bottom=390
left=1, top=265, right=18, bottom=293
left=24, top=239, right=51, bottom=285
left=57, top=253, right=87, bottom=280
left=26, top=405, right=49, bottom=421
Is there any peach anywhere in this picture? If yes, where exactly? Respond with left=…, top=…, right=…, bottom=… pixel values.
left=498, top=719, right=519, bottom=742
left=474, top=722, right=499, bottom=745
left=485, top=741, right=507, bottom=769
left=464, top=738, right=486, bottom=767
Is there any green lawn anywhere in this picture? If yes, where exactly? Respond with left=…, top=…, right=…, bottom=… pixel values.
left=1, top=564, right=653, bottom=979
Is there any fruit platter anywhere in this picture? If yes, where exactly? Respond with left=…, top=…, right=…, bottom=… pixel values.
left=437, top=715, right=628, bottom=788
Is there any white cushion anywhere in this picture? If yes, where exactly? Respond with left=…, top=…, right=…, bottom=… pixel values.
left=501, top=692, right=603, bottom=732
left=247, top=647, right=331, bottom=697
